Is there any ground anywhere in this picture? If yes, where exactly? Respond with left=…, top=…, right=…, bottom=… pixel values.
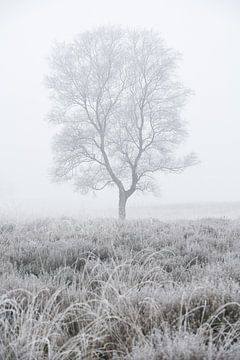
left=1, top=217, right=240, bottom=359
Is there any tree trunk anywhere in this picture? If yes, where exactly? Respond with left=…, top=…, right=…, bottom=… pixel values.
left=118, top=189, right=127, bottom=220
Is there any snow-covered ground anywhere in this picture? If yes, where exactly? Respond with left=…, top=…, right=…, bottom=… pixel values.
left=1, top=201, right=240, bottom=221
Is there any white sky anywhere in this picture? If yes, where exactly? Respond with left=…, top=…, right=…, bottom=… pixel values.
left=0, top=0, right=240, bottom=216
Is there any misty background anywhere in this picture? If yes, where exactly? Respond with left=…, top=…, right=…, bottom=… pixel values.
left=0, top=0, right=239, bottom=218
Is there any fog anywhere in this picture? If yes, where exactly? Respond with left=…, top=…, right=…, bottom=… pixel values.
left=0, top=0, right=240, bottom=218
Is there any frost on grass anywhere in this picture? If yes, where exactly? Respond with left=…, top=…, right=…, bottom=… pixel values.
left=1, top=218, right=240, bottom=359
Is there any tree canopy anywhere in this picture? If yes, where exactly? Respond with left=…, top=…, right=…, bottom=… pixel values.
left=46, top=27, right=196, bottom=219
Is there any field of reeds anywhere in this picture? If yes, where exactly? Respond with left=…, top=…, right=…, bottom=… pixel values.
left=1, top=217, right=240, bottom=359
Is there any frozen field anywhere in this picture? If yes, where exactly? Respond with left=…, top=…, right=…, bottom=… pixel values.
left=127, top=202, right=240, bottom=220
left=1, top=217, right=240, bottom=359
left=1, top=202, right=240, bottom=221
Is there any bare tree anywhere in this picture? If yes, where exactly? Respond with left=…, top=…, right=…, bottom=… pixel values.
left=46, top=27, right=196, bottom=220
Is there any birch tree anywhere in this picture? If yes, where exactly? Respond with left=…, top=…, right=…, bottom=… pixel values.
left=46, top=27, right=196, bottom=219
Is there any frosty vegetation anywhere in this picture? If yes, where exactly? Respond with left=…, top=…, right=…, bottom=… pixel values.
left=46, top=27, right=196, bottom=219
left=1, top=217, right=240, bottom=359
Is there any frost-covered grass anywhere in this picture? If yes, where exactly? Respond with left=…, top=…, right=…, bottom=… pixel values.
left=1, top=217, right=240, bottom=359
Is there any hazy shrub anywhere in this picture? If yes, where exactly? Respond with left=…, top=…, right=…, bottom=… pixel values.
left=126, top=329, right=211, bottom=360
left=125, top=327, right=240, bottom=360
